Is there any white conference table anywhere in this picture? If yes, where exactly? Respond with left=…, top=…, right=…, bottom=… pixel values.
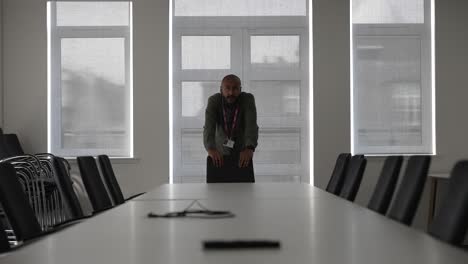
left=1, top=183, right=468, bottom=264
left=134, top=183, right=328, bottom=201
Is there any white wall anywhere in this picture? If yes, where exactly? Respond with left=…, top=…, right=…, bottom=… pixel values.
left=2, top=0, right=169, bottom=198
left=313, top=0, right=351, bottom=190
left=2, top=0, right=468, bottom=229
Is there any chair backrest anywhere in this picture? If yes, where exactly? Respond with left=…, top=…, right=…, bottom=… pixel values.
left=53, top=157, right=84, bottom=218
left=3, top=134, right=25, bottom=156
left=367, top=156, right=403, bottom=214
left=77, top=156, right=113, bottom=213
left=326, top=153, right=351, bottom=195
left=207, top=154, right=254, bottom=183
left=428, top=160, right=468, bottom=245
left=339, top=155, right=367, bottom=201
left=98, top=155, right=125, bottom=205
left=387, top=156, right=431, bottom=225
left=0, top=162, right=42, bottom=241
left=0, top=129, right=11, bottom=159
left=0, top=222, right=10, bottom=253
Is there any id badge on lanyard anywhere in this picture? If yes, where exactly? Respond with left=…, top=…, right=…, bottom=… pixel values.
left=222, top=105, right=239, bottom=149
left=223, top=139, right=235, bottom=148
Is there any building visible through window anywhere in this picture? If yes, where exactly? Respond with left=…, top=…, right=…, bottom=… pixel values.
left=48, top=1, right=133, bottom=157
left=351, top=0, right=434, bottom=154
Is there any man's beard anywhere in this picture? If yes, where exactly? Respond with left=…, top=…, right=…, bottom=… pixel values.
left=225, top=96, right=238, bottom=104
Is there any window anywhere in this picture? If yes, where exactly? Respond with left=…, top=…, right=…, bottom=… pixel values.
left=351, top=0, right=434, bottom=154
left=172, top=0, right=310, bottom=183
left=48, top=1, right=133, bottom=157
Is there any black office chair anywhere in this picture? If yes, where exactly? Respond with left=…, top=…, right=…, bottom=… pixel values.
left=0, top=132, right=79, bottom=228
left=0, top=222, right=10, bottom=253
left=53, top=157, right=84, bottom=219
left=367, top=156, right=403, bottom=214
left=98, top=155, right=125, bottom=205
left=0, top=162, right=42, bottom=241
left=339, top=155, right=367, bottom=201
left=207, top=154, right=254, bottom=183
left=77, top=156, right=113, bottom=213
left=3, top=134, right=25, bottom=156
left=0, top=129, right=10, bottom=159
left=428, top=160, right=468, bottom=245
left=387, top=156, right=431, bottom=225
left=326, top=153, right=351, bottom=195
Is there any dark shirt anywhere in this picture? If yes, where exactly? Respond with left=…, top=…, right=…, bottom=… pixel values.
left=203, top=92, right=259, bottom=155
left=222, top=99, right=239, bottom=140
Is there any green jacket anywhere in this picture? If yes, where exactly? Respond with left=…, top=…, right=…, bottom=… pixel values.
left=203, top=92, right=259, bottom=155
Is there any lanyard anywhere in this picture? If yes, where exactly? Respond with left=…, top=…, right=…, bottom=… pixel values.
left=222, top=105, right=239, bottom=139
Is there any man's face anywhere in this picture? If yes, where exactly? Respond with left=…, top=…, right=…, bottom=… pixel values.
left=221, top=80, right=241, bottom=104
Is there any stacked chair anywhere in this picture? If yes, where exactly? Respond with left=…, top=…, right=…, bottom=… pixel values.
left=0, top=134, right=72, bottom=229
left=0, top=129, right=133, bottom=252
left=0, top=130, right=85, bottom=250
left=0, top=162, right=42, bottom=246
left=0, top=221, right=10, bottom=253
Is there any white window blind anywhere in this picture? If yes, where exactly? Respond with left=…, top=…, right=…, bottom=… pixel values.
left=175, top=0, right=306, bottom=16
left=172, top=0, right=310, bottom=183
left=48, top=1, right=133, bottom=157
left=351, top=0, right=434, bottom=155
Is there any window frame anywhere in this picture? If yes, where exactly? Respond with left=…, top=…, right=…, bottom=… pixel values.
left=172, top=15, right=309, bottom=183
left=351, top=0, right=434, bottom=155
left=48, top=1, right=133, bottom=158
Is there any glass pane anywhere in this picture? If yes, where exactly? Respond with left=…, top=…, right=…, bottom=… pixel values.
left=256, top=130, right=301, bottom=164
left=181, top=82, right=219, bottom=117
left=353, top=0, right=424, bottom=24
left=251, top=36, right=300, bottom=69
left=181, top=36, right=230, bottom=69
left=354, top=36, right=422, bottom=146
left=249, top=81, right=300, bottom=116
left=181, top=130, right=205, bottom=165
left=175, top=0, right=306, bottom=16
left=56, top=2, right=130, bottom=26
left=61, top=38, right=129, bottom=153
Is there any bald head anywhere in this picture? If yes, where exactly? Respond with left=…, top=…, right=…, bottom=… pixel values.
left=221, top=74, right=241, bottom=86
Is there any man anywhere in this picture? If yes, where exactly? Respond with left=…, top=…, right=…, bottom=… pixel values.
left=203, top=74, right=259, bottom=171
